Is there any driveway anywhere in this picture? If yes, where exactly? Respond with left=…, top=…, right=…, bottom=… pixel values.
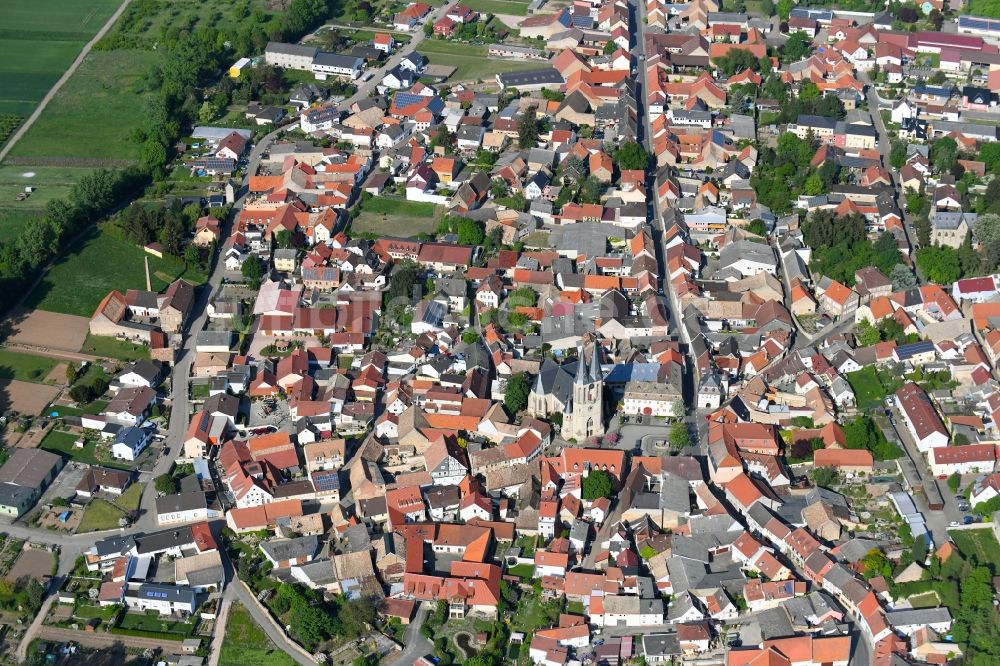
left=385, top=605, right=432, bottom=666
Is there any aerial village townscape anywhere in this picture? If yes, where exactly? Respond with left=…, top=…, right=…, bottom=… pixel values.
left=8, top=0, right=1000, bottom=665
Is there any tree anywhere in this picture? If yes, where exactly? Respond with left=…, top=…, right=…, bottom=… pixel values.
left=669, top=422, right=690, bottom=449
left=781, top=31, right=812, bottom=61
left=857, top=320, right=881, bottom=347
left=890, top=138, right=908, bottom=169
left=947, top=472, right=962, bottom=493
left=504, top=372, right=531, bottom=414
left=461, top=330, right=479, bottom=344
left=517, top=106, right=540, bottom=149
left=275, top=229, right=294, bottom=249
left=812, top=466, right=837, bottom=488
left=65, top=362, right=78, bottom=384
left=860, top=548, right=892, bottom=580
left=582, top=469, right=613, bottom=500
left=746, top=219, right=768, bottom=237
left=804, top=173, right=824, bottom=196
left=777, top=0, right=793, bottom=19
left=159, top=213, right=185, bottom=256
left=154, top=474, right=177, bottom=495
left=931, top=136, right=958, bottom=174
left=457, top=217, right=485, bottom=246
left=614, top=141, right=650, bottom=171
left=915, top=245, right=961, bottom=284
left=890, top=263, right=917, bottom=291
left=25, top=579, right=44, bottom=611
left=578, top=176, right=603, bottom=205
left=241, top=256, right=264, bottom=288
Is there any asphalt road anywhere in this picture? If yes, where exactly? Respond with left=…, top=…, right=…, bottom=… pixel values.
left=385, top=605, right=433, bottom=666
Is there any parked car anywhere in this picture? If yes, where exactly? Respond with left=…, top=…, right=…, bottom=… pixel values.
left=963, top=515, right=974, bottom=525
left=950, top=521, right=960, bottom=527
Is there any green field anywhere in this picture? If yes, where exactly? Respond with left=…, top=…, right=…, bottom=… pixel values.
left=418, top=40, right=545, bottom=82
left=25, top=227, right=205, bottom=317
left=81, top=333, right=151, bottom=361
left=949, top=529, right=1000, bottom=571
left=846, top=366, right=886, bottom=410
left=0, top=0, right=121, bottom=118
left=7, top=49, right=160, bottom=162
left=78, top=498, right=126, bottom=532
left=0, top=349, right=57, bottom=383
left=0, top=166, right=98, bottom=241
left=362, top=197, right=436, bottom=217
left=352, top=211, right=439, bottom=237
left=219, top=603, right=298, bottom=666
left=462, top=0, right=531, bottom=15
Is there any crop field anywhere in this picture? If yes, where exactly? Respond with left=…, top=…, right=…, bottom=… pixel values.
left=6, top=49, right=159, bottom=162
left=0, top=0, right=121, bottom=119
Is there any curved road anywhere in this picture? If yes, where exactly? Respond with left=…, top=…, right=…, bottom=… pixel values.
left=0, top=0, right=134, bottom=163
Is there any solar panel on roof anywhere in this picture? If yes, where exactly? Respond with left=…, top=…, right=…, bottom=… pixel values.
left=313, top=471, right=340, bottom=491
left=394, top=92, right=425, bottom=107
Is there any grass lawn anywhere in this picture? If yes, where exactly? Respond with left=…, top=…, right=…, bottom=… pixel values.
left=73, top=602, right=119, bottom=622
left=0, top=165, right=98, bottom=241
left=0, top=0, right=121, bottom=118
left=0, top=350, right=57, bottom=383
left=846, top=366, right=886, bottom=410
left=25, top=227, right=205, bottom=317
left=507, top=563, right=535, bottom=579
left=77, top=498, right=125, bottom=533
left=907, top=591, right=941, bottom=608
left=40, top=429, right=130, bottom=469
left=50, top=399, right=107, bottom=418
left=461, top=0, right=531, bottom=15
left=7, top=49, right=161, bottom=162
left=418, top=40, right=545, bottom=82
left=81, top=333, right=151, bottom=361
left=352, top=211, right=439, bottom=237
left=361, top=197, right=436, bottom=217
left=115, top=483, right=144, bottom=512
left=117, top=610, right=194, bottom=636
left=511, top=594, right=562, bottom=633
left=567, top=600, right=585, bottom=615
left=219, top=603, right=298, bottom=666
left=948, top=529, right=1000, bottom=571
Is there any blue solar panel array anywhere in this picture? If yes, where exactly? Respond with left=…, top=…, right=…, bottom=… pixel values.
left=394, top=92, right=426, bottom=108
left=313, top=470, right=341, bottom=491
left=789, top=7, right=832, bottom=20
left=959, top=15, right=1000, bottom=31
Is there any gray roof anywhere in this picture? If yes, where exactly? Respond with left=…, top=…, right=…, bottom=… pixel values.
left=156, top=492, right=210, bottom=515
left=885, top=607, right=952, bottom=626
left=0, top=448, right=61, bottom=489
left=266, top=41, right=319, bottom=58
left=313, top=52, right=364, bottom=69
left=136, top=583, right=197, bottom=606
left=0, top=483, right=33, bottom=509
left=497, top=68, right=564, bottom=88
left=261, top=535, right=319, bottom=564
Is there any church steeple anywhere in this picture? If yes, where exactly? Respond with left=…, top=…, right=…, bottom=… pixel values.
left=574, top=345, right=589, bottom=385
left=589, top=342, right=601, bottom=383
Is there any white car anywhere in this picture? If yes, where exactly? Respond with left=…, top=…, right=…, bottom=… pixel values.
left=949, top=521, right=959, bottom=527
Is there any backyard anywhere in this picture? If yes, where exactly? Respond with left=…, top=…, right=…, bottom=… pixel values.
left=24, top=226, right=206, bottom=317
left=846, top=366, right=888, bottom=410
left=77, top=498, right=127, bottom=533
left=948, top=529, right=1000, bottom=571
left=40, top=429, right=131, bottom=469
left=219, top=602, right=298, bottom=666
left=418, top=40, right=544, bottom=82
left=81, top=333, right=151, bottom=361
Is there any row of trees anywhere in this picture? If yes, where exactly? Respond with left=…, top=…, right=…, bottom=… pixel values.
left=0, top=169, right=140, bottom=314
